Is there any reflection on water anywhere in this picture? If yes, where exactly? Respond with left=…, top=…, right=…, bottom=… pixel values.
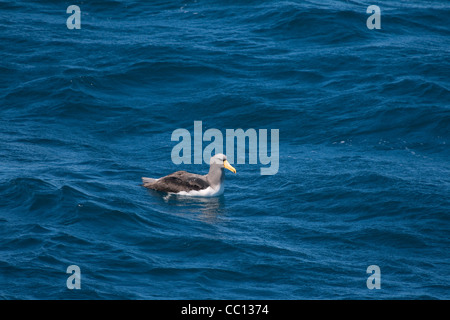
left=146, top=189, right=226, bottom=223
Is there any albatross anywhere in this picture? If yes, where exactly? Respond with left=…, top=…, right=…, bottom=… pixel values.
left=142, top=154, right=236, bottom=196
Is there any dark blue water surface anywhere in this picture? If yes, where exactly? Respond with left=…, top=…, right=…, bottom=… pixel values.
left=1, top=0, right=449, bottom=299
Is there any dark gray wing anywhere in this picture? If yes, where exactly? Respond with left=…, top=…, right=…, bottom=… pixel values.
left=144, top=171, right=210, bottom=193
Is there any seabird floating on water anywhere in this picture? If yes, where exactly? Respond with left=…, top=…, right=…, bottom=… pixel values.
left=142, top=153, right=236, bottom=197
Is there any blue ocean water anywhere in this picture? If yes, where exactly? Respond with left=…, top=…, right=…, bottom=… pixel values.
left=0, top=0, right=449, bottom=299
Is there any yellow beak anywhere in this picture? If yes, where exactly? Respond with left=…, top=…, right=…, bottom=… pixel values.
left=223, top=160, right=236, bottom=174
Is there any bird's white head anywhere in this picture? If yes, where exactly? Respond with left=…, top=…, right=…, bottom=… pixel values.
left=210, top=154, right=236, bottom=174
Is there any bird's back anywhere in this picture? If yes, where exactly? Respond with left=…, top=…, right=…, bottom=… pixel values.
left=142, top=171, right=210, bottom=193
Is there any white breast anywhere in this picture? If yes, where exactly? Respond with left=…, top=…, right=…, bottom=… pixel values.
left=175, top=183, right=224, bottom=197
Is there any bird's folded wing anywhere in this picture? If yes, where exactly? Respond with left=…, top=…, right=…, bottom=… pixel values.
left=146, top=171, right=210, bottom=193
